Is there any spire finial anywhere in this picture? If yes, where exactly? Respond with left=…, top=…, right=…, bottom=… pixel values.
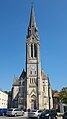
left=29, top=4, right=36, bottom=28
left=27, top=5, right=38, bottom=38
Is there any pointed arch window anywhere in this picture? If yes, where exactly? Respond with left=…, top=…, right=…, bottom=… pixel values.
left=34, top=43, right=37, bottom=57
left=31, top=44, right=33, bottom=57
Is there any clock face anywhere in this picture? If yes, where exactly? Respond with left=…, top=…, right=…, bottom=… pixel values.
left=32, top=66, right=35, bottom=70
left=30, top=65, right=35, bottom=70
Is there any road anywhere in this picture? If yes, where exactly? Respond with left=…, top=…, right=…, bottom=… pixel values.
left=0, top=116, right=26, bottom=119
left=0, top=116, right=63, bottom=119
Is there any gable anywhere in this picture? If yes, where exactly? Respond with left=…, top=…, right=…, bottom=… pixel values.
left=29, top=89, right=36, bottom=96
left=26, top=34, right=39, bottom=45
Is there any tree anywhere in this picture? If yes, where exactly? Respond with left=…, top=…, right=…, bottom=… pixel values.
left=59, top=87, right=67, bottom=104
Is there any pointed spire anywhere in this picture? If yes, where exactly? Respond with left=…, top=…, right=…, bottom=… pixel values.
left=27, top=5, right=38, bottom=38
left=29, top=4, right=36, bottom=28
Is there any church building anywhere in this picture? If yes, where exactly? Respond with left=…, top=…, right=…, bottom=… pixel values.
left=12, top=6, right=53, bottom=110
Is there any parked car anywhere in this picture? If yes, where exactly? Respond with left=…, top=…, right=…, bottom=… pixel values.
left=0, top=108, right=7, bottom=116
left=63, top=111, right=67, bottom=119
left=6, top=108, right=24, bottom=116
left=49, top=109, right=57, bottom=119
left=28, top=109, right=42, bottom=118
left=40, top=109, right=57, bottom=119
left=39, top=110, right=50, bottom=119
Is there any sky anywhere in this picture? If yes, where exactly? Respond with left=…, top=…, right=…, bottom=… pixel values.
left=0, top=0, right=67, bottom=92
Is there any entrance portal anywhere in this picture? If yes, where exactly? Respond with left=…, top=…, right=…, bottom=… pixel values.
left=31, top=95, right=36, bottom=109
left=31, top=100, right=36, bottom=109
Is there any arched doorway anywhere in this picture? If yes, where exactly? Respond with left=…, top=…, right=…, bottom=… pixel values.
left=31, top=95, right=36, bottom=109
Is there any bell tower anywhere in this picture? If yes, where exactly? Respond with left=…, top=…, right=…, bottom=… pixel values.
left=26, top=5, right=42, bottom=109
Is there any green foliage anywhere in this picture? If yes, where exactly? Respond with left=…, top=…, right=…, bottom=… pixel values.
left=59, top=87, right=67, bottom=104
